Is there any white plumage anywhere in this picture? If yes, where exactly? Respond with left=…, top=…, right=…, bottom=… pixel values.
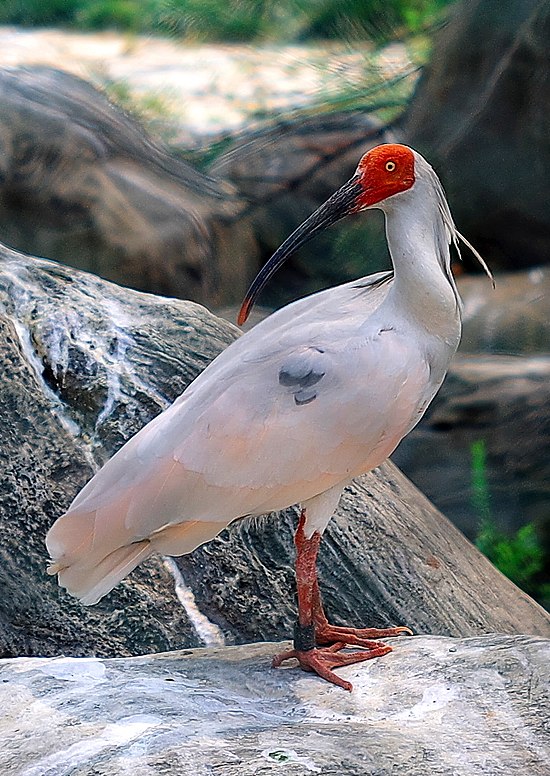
left=46, top=145, right=490, bottom=688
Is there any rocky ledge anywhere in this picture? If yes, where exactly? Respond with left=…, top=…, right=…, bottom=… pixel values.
left=0, top=634, right=548, bottom=776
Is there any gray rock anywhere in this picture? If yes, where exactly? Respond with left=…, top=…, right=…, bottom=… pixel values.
left=393, top=355, right=550, bottom=540
left=0, top=242, right=237, bottom=657
left=1, top=243, right=549, bottom=661
left=0, top=66, right=256, bottom=307
left=406, top=0, right=550, bottom=272
left=0, top=634, right=548, bottom=775
left=458, top=267, right=550, bottom=355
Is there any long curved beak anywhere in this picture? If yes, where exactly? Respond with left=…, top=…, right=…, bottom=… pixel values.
left=238, top=175, right=363, bottom=325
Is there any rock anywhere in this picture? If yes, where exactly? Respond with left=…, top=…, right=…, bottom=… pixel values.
left=393, top=354, right=550, bottom=542
left=0, top=634, right=548, bottom=775
left=458, top=267, right=550, bottom=354
left=405, top=0, right=550, bottom=271
left=0, top=241, right=238, bottom=657
left=0, top=66, right=257, bottom=307
left=1, top=243, right=549, bottom=660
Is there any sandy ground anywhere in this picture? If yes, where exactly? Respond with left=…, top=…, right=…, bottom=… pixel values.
left=0, top=26, right=413, bottom=146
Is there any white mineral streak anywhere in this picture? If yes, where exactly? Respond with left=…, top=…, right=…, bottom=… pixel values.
left=11, top=316, right=83, bottom=438
left=0, top=256, right=170, bottom=444
left=391, top=682, right=458, bottom=721
left=163, top=557, right=225, bottom=647
left=0, top=261, right=83, bottom=439
left=96, top=295, right=171, bottom=427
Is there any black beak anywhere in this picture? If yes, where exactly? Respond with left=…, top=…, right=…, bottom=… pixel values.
left=238, top=175, right=363, bottom=325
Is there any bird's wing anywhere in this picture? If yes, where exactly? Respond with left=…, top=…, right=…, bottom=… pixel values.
left=47, top=273, right=432, bottom=603
left=65, top=272, right=395, bottom=515
left=62, top=273, right=426, bottom=533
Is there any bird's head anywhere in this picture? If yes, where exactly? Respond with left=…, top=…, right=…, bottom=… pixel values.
left=238, top=143, right=491, bottom=325
left=354, top=144, right=416, bottom=209
left=237, top=143, right=417, bottom=325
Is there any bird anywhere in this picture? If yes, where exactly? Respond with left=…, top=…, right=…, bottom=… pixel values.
left=46, top=143, right=492, bottom=691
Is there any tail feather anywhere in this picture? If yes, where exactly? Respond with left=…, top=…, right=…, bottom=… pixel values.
left=57, top=540, right=153, bottom=606
left=45, top=452, right=234, bottom=604
left=45, top=497, right=152, bottom=605
left=149, top=519, right=229, bottom=556
left=46, top=499, right=230, bottom=605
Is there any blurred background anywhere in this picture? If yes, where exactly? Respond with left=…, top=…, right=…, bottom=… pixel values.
left=0, top=0, right=548, bottom=608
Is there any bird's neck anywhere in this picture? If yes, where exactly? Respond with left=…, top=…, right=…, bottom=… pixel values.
left=383, top=190, right=461, bottom=340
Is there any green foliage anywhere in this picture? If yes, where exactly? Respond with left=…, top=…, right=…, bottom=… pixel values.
left=477, top=521, right=545, bottom=592
left=472, top=439, right=548, bottom=605
left=0, top=0, right=160, bottom=31
left=292, top=0, right=452, bottom=42
left=0, top=0, right=82, bottom=26
left=75, top=1, right=158, bottom=31
left=161, top=0, right=271, bottom=41
left=161, top=0, right=455, bottom=42
left=0, top=0, right=455, bottom=41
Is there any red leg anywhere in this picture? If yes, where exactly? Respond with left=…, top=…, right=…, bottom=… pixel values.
left=272, top=509, right=409, bottom=691
left=312, top=577, right=413, bottom=648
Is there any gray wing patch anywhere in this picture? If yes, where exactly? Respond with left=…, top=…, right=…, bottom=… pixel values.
left=278, top=347, right=326, bottom=406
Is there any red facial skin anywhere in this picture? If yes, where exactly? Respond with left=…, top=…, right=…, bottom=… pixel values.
left=353, top=144, right=416, bottom=210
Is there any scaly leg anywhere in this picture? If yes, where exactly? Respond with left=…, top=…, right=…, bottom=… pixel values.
left=312, top=576, right=412, bottom=648
left=272, top=509, right=407, bottom=691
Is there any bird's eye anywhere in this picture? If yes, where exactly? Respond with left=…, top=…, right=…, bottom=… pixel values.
left=385, top=161, right=396, bottom=172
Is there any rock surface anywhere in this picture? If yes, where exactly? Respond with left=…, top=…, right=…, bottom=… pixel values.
left=0, top=242, right=237, bottom=657
left=0, top=66, right=256, bottom=307
left=458, top=267, right=550, bottom=355
left=393, top=354, right=550, bottom=539
left=406, top=0, right=550, bottom=271
left=0, top=634, right=548, bottom=775
left=1, top=243, right=549, bottom=660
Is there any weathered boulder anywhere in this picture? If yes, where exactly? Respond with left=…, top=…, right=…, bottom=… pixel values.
left=406, top=0, right=550, bottom=271
left=459, top=266, right=550, bottom=355
left=0, top=66, right=256, bottom=307
left=0, top=634, right=548, bottom=775
left=1, top=243, right=549, bottom=660
left=0, top=243, right=237, bottom=657
left=393, top=354, right=550, bottom=539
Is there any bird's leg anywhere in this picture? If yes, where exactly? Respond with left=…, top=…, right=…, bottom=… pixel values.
left=312, top=577, right=413, bottom=648
left=272, top=509, right=392, bottom=691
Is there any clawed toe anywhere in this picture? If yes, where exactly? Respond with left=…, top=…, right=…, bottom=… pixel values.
left=272, top=642, right=392, bottom=691
left=315, top=623, right=413, bottom=648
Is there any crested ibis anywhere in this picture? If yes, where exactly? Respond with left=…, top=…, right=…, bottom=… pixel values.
left=46, top=143, right=492, bottom=690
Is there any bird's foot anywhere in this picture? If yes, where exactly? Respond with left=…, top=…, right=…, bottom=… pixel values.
left=272, top=641, right=392, bottom=692
left=315, top=622, right=413, bottom=649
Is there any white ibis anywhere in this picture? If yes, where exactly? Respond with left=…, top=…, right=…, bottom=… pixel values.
left=46, top=144, right=492, bottom=690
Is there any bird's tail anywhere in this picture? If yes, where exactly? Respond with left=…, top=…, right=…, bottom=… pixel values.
left=46, top=500, right=230, bottom=605
left=46, top=507, right=154, bottom=605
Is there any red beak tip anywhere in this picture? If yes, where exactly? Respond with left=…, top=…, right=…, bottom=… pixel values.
left=237, top=304, right=249, bottom=326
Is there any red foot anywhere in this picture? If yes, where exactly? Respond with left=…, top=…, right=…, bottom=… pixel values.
left=272, top=642, right=392, bottom=691
left=315, top=622, right=413, bottom=649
